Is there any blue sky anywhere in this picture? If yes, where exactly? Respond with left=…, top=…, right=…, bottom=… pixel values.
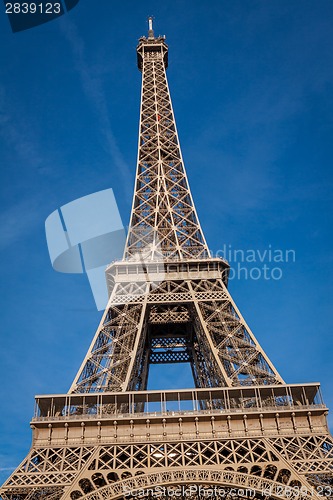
left=1, top=0, right=333, bottom=484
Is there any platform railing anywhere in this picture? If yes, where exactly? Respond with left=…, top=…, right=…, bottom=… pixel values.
left=32, top=383, right=325, bottom=421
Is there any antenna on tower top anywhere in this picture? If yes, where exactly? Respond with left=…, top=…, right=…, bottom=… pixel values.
left=148, top=16, right=154, bottom=39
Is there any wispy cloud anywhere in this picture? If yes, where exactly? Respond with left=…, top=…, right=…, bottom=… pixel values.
left=188, top=60, right=331, bottom=219
left=0, top=87, right=54, bottom=250
left=0, top=461, right=16, bottom=484
left=0, top=86, right=50, bottom=174
left=0, top=198, right=42, bottom=251
left=59, top=18, right=132, bottom=199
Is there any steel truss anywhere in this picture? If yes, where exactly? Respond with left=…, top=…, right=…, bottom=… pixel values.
left=1, top=19, right=332, bottom=500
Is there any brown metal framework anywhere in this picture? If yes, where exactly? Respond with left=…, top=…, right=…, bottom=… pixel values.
left=1, top=19, right=332, bottom=500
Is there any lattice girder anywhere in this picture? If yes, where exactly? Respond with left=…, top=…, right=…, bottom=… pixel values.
left=3, top=432, right=332, bottom=499
left=124, top=33, right=209, bottom=261
left=70, top=263, right=282, bottom=392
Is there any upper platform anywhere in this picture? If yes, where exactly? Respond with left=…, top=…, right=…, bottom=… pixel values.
left=137, top=17, right=168, bottom=71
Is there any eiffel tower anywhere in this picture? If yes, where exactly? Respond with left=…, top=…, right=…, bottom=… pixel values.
left=1, top=19, right=333, bottom=500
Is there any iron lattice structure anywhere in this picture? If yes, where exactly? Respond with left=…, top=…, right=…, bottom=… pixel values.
left=1, top=20, right=333, bottom=500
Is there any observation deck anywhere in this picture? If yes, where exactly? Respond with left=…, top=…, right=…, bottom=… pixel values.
left=31, top=384, right=328, bottom=447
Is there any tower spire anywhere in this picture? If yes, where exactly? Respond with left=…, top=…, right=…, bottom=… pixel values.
left=148, top=16, right=154, bottom=39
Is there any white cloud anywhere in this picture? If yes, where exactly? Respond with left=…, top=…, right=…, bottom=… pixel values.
left=0, top=199, right=42, bottom=250
left=59, top=18, right=132, bottom=198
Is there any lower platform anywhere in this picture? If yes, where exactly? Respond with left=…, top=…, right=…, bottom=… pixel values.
left=1, top=384, right=333, bottom=500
